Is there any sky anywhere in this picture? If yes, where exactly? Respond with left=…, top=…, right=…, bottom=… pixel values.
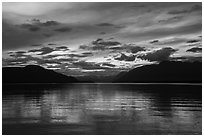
left=2, top=2, right=202, bottom=77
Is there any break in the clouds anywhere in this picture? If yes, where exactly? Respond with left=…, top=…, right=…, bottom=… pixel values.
left=2, top=2, right=202, bottom=76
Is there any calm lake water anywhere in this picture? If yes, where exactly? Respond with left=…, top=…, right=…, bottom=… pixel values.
left=2, top=83, right=202, bottom=135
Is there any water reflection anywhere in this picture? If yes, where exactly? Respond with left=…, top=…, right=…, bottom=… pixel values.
left=2, top=84, right=202, bottom=135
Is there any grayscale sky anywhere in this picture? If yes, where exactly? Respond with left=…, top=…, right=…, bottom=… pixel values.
left=2, top=2, right=202, bottom=76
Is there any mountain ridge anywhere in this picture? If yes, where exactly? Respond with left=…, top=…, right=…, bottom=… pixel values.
left=3, top=65, right=79, bottom=83
left=113, top=61, right=202, bottom=83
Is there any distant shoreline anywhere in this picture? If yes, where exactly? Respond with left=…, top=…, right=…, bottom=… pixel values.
left=3, top=83, right=202, bottom=85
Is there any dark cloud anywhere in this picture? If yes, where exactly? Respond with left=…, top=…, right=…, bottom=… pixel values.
left=54, top=27, right=72, bottom=32
left=126, top=45, right=146, bottom=53
left=186, top=47, right=202, bottom=53
left=99, top=32, right=106, bottom=35
left=20, top=24, right=41, bottom=32
left=48, top=43, right=57, bottom=45
left=55, top=46, right=69, bottom=50
left=102, top=63, right=116, bottom=67
left=41, top=21, right=59, bottom=26
left=15, top=51, right=26, bottom=54
left=28, top=27, right=40, bottom=32
left=137, top=47, right=177, bottom=62
left=18, top=19, right=66, bottom=38
left=79, top=45, right=89, bottom=50
left=43, top=33, right=54, bottom=37
left=109, top=44, right=146, bottom=53
left=82, top=52, right=93, bottom=56
left=186, top=40, right=200, bottom=43
left=79, top=39, right=145, bottom=54
left=96, top=23, right=115, bottom=27
left=92, top=38, right=121, bottom=46
left=115, top=53, right=135, bottom=61
left=79, top=38, right=122, bottom=50
left=150, top=40, right=159, bottom=44
left=22, top=19, right=60, bottom=28
left=168, top=4, right=201, bottom=14
left=28, top=47, right=54, bottom=55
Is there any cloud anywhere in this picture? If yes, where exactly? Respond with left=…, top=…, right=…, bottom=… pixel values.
left=92, top=38, right=121, bottom=46
left=137, top=47, right=177, bottom=62
left=96, top=23, right=115, bottom=27
left=91, top=38, right=121, bottom=50
left=99, top=32, right=106, bottom=35
left=79, top=38, right=122, bottom=50
left=19, top=19, right=60, bottom=32
left=150, top=40, right=159, bottom=44
left=101, top=63, right=116, bottom=67
left=55, top=46, right=69, bottom=51
left=54, top=27, right=72, bottom=32
left=28, top=47, right=54, bottom=55
left=81, top=52, right=93, bottom=56
left=126, top=45, right=146, bottom=53
left=115, top=53, right=135, bottom=61
left=186, top=47, right=202, bottom=53
left=48, top=43, right=57, bottom=45
left=79, top=45, right=89, bottom=50
left=79, top=39, right=146, bottom=54
left=43, top=33, right=54, bottom=37
left=20, top=24, right=41, bottom=32
left=40, top=21, right=59, bottom=26
left=168, top=4, right=201, bottom=14
left=186, top=40, right=200, bottom=43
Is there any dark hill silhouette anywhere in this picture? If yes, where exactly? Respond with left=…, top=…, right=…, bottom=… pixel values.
left=3, top=65, right=79, bottom=83
left=114, top=61, right=202, bottom=83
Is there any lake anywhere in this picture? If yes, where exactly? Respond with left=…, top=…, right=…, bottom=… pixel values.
left=2, top=83, right=202, bottom=135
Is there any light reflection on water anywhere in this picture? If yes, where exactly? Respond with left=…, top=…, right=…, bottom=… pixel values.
left=2, top=84, right=202, bottom=135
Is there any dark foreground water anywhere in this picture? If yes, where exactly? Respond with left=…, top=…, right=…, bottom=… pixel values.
left=2, top=83, right=202, bottom=135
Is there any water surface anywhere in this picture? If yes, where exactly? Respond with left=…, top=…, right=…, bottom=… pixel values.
left=2, top=84, right=202, bottom=135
